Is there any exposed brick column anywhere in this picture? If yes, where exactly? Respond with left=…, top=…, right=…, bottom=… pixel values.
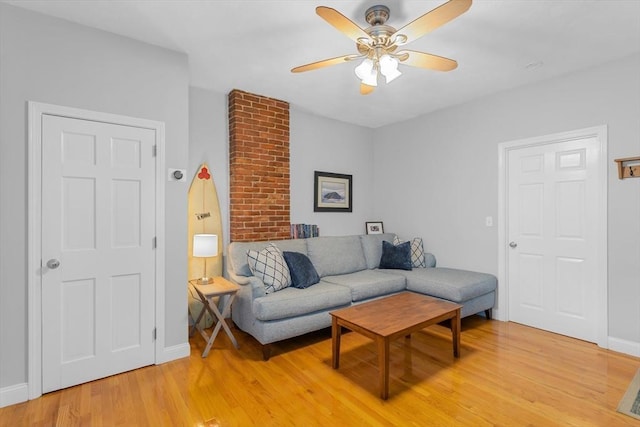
left=228, top=89, right=290, bottom=242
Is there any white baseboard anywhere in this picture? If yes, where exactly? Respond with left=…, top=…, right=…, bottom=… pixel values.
left=0, top=383, right=28, bottom=408
left=156, top=342, right=190, bottom=364
left=493, top=308, right=506, bottom=322
left=608, top=336, right=640, bottom=357
left=0, top=344, right=189, bottom=409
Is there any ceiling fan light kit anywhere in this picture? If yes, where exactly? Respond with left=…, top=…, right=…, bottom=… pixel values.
left=379, top=54, right=402, bottom=83
left=291, top=0, right=472, bottom=95
left=354, top=58, right=378, bottom=86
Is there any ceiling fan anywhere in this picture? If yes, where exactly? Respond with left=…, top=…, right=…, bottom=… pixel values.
left=291, top=0, right=472, bottom=95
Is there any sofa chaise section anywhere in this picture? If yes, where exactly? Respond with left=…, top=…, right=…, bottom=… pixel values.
left=382, top=267, right=497, bottom=319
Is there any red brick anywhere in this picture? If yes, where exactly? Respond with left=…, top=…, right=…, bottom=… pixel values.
left=229, top=89, right=290, bottom=242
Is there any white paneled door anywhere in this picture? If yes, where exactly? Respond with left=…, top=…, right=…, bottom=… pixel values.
left=41, top=115, right=156, bottom=393
left=507, top=135, right=603, bottom=342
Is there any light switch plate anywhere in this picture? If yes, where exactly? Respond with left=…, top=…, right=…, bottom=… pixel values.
left=485, top=216, right=493, bottom=227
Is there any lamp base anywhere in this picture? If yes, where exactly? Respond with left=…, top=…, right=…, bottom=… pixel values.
left=197, top=277, right=213, bottom=285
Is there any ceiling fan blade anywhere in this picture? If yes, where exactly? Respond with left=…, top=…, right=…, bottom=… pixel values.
left=397, top=50, right=458, bottom=71
left=291, top=54, right=360, bottom=73
left=316, top=6, right=371, bottom=44
left=391, top=0, right=472, bottom=44
left=360, top=83, right=375, bottom=95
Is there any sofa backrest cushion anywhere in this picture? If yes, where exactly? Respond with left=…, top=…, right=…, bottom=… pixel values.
left=306, top=235, right=367, bottom=277
left=360, top=233, right=396, bottom=269
left=424, top=253, right=437, bottom=268
left=228, top=239, right=308, bottom=277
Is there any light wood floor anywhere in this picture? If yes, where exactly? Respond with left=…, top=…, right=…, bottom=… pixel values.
left=2, top=316, right=639, bottom=426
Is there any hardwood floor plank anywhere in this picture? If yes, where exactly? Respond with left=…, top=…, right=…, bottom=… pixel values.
left=2, top=317, right=639, bottom=426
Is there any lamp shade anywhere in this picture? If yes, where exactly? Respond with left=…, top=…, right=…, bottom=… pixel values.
left=193, top=234, right=218, bottom=258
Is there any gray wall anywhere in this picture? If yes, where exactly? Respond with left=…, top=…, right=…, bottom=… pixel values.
left=373, top=53, right=640, bottom=344
left=189, top=87, right=229, bottom=250
left=290, top=107, right=375, bottom=237
left=189, top=87, right=376, bottom=244
left=0, top=4, right=189, bottom=389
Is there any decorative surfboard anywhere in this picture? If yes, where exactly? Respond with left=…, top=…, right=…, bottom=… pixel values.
left=188, top=163, right=224, bottom=328
left=188, top=163, right=224, bottom=280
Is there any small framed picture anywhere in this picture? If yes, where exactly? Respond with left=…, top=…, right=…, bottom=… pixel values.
left=366, top=221, right=384, bottom=234
left=314, top=171, right=353, bottom=212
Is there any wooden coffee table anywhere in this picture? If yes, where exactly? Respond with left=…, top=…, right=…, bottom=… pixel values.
left=330, top=292, right=462, bottom=400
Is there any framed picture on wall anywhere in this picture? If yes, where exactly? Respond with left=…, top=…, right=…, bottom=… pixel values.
left=314, top=171, right=352, bottom=212
left=365, top=221, right=384, bottom=234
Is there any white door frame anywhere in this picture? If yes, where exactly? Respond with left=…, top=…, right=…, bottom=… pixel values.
left=497, top=125, right=608, bottom=348
left=27, top=102, right=166, bottom=399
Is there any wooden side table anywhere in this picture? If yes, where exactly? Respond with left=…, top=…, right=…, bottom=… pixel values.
left=188, top=277, right=240, bottom=357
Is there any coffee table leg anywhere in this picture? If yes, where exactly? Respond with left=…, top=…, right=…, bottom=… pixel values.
left=332, top=316, right=341, bottom=369
left=378, top=337, right=390, bottom=400
left=452, top=308, right=461, bottom=358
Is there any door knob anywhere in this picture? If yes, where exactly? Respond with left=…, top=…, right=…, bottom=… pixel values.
left=509, top=242, right=518, bottom=249
left=46, top=259, right=61, bottom=269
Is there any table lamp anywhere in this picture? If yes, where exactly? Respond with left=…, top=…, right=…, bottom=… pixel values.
left=193, top=234, right=218, bottom=284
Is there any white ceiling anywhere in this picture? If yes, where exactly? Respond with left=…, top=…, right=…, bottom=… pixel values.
left=5, top=0, right=640, bottom=128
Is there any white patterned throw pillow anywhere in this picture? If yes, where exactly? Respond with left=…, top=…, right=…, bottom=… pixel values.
left=393, top=236, right=427, bottom=268
left=247, top=243, right=292, bottom=293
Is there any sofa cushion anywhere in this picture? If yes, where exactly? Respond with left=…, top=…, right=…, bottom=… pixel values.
left=247, top=243, right=291, bottom=294
left=360, top=233, right=395, bottom=269
left=379, top=240, right=412, bottom=270
left=252, top=282, right=352, bottom=321
left=229, top=239, right=308, bottom=277
left=307, top=235, right=367, bottom=277
left=283, top=251, right=320, bottom=289
left=394, top=235, right=427, bottom=268
left=388, top=267, right=497, bottom=302
left=423, top=252, right=437, bottom=268
left=322, top=269, right=407, bottom=302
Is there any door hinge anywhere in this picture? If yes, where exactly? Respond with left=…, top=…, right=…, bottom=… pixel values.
left=152, top=145, right=157, bottom=157
left=152, top=236, right=157, bottom=249
left=152, top=328, right=157, bottom=341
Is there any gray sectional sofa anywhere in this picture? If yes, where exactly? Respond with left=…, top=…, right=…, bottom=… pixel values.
left=226, top=233, right=497, bottom=360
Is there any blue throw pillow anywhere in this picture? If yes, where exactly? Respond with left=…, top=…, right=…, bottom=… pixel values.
left=282, top=251, right=320, bottom=289
left=379, top=240, right=412, bottom=270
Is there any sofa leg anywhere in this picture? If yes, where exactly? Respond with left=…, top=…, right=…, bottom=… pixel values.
left=262, top=344, right=271, bottom=361
left=484, top=309, right=493, bottom=320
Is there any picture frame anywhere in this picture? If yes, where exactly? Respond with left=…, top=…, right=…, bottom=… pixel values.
left=314, top=171, right=352, bottom=212
left=366, top=221, right=384, bottom=234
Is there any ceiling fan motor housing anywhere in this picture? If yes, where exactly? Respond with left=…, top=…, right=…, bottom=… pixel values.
left=365, top=5, right=390, bottom=25
left=358, top=5, right=398, bottom=55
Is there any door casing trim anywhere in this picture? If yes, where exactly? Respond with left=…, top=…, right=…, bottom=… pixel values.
left=497, top=125, right=608, bottom=348
left=27, top=102, right=166, bottom=399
